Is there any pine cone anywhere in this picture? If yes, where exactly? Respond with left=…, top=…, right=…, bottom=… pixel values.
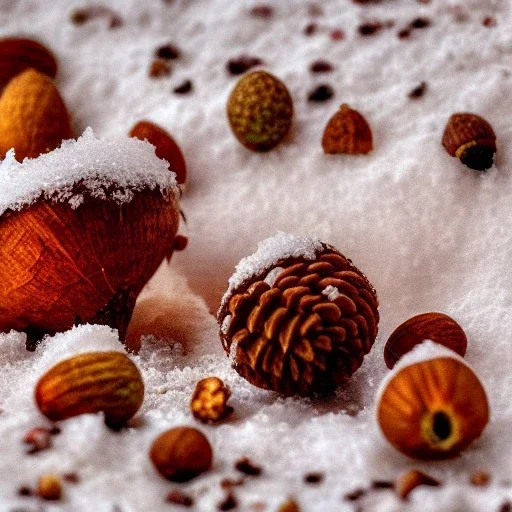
left=218, top=243, right=379, bottom=396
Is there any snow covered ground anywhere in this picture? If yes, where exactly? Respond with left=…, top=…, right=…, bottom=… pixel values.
left=1, top=0, right=512, bottom=510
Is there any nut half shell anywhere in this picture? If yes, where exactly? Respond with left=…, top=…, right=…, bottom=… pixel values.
left=377, top=356, right=489, bottom=459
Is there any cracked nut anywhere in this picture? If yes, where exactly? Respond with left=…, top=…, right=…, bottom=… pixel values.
left=377, top=355, right=489, bottom=459
left=35, top=351, right=144, bottom=429
left=150, top=426, right=213, bottom=482
left=442, top=112, right=496, bottom=170
left=384, top=312, right=467, bottom=369
left=190, top=376, right=233, bottom=423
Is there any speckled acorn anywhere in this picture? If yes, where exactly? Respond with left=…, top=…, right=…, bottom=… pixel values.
left=227, top=70, right=293, bottom=152
left=442, top=113, right=496, bottom=170
left=384, top=312, right=467, bottom=369
left=322, top=104, right=373, bottom=155
left=377, top=355, right=489, bottom=459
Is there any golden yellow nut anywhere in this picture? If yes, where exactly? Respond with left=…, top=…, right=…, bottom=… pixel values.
left=377, top=356, right=489, bottom=459
left=190, top=376, right=233, bottom=423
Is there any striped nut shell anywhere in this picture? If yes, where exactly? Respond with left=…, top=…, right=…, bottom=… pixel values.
left=218, top=245, right=379, bottom=396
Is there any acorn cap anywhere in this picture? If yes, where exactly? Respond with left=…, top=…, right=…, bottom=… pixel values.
left=441, top=113, right=496, bottom=171
left=218, top=239, right=379, bottom=396
left=322, top=104, right=373, bottom=155
left=227, top=70, right=293, bottom=152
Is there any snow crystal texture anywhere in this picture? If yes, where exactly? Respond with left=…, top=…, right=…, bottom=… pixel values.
left=0, top=128, right=178, bottom=216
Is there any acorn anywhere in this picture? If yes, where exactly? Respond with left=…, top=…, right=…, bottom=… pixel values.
left=217, top=232, right=379, bottom=396
left=384, top=312, right=467, bottom=369
left=441, top=113, right=496, bottom=170
left=227, top=70, right=293, bottom=152
left=377, top=348, right=489, bottom=460
left=322, top=104, right=373, bottom=155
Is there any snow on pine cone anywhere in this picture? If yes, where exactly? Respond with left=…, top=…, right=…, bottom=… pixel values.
left=217, top=234, right=379, bottom=396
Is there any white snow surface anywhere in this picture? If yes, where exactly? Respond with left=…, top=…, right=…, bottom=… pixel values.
left=0, top=127, right=178, bottom=216
left=1, top=0, right=512, bottom=511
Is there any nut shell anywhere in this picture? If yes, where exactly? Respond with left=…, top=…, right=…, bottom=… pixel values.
left=190, top=376, right=233, bottom=423
left=218, top=244, right=379, bottom=396
left=130, top=121, right=187, bottom=185
left=35, top=351, right=144, bottom=429
left=322, top=104, right=373, bottom=155
left=441, top=113, right=496, bottom=170
left=377, top=356, right=489, bottom=459
left=0, top=38, right=57, bottom=91
left=0, top=69, right=72, bottom=160
left=150, top=427, right=213, bottom=482
left=384, top=312, right=467, bottom=369
left=227, top=70, right=293, bottom=152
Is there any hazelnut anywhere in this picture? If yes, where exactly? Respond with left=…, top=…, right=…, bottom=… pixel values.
left=37, top=474, right=62, bottom=500
left=384, top=312, right=467, bottom=369
left=150, top=426, right=213, bottom=482
left=190, top=376, right=233, bottom=423
left=442, top=112, right=496, bottom=170
left=377, top=356, right=489, bottom=459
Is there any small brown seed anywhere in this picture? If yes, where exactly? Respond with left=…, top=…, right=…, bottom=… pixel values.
left=470, top=471, right=490, bottom=487
left=278, top=499, right=300, bottom=512
left=155, top=43, right=180, bottom=60
left=218, top=492, right=238, bottom=511
left=304, top=472, right=324, bottom=484
left=235, top=457, right=262, bottom=476
left=396, top=470, right=440, bottom=500
left=23, top=427, right=52, bottom=454
left=173, top=79, right=193, bottom=94
left=343, top=488, right=366, bottom=501
left=166, top=490, right=194, bottom=507
left=37, top=474, right=62, bottom=501
left=150, top=426, right=213, bottom=482
left=149, top=59, right=171, bottom=78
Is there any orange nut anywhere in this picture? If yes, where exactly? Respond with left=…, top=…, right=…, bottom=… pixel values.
left=384, top=312, right=467, bottom=369
left=130, top=120, right=186, bottom=185
left=377, top=356, right=489, bottom=459
left=150, top=426, right=213, bottom=482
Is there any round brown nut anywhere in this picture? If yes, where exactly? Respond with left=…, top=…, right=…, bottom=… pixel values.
left=150, top=426, right=213, bottom=482
left=227, top=70, right=293, bottom=152
left=37, top=474, right=62, bottom=501
left=384, top=312, right=467, bottom=369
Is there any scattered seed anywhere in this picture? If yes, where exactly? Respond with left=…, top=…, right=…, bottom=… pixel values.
left=250, top=5, right=273, bottom=19
left=227, top=55, right=264, bottom=75
left=173, top=80, right=193, bottom=94
left=166, top=490, right=194, bottom=507
left=278, top=499, right=300, bottom=512
left=396, top=470, right=440, bottom=500
left=304, top=23, right=318, bottom=36
left=63, top=473, right=80, bottom=484
left=398, top=28, right=411, bottom=39
left=330, top=29, right=345, bottom=41
left=310, top=60, right=333, bottom=73
left=411, top=17, right=431, bottom=29
left=344, top=488, right=366, bottom=501
left=149, top=59, right=171, bottom=78
left=500, top=501, right=512, bottom=512
left=371, top=480, right=394, bottom=490
left=155, top=43, right=180, bottom=60
left=235, top=457, right=262, bottom=476
left=221, top=478, right=244, bottom=490
left=23, top=427, right=52, bottom=455
left=470, top=471, right=490, bottom=487
left=408, top=81, right=427, bottom=99
left=358, top=22, right=382, bottom=36
left=482, top=16, right=497, bottom=27
left=218, top=492, right=238, bottom=511
left=70, top=5, right=123, bottom=28
left=37, top=474, right=62, bottom=501
left=17, top=486, right=33, bottom=497
left=304, top=472, right=324, bottom=484
left=308, top=84, right=334, bottom=102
